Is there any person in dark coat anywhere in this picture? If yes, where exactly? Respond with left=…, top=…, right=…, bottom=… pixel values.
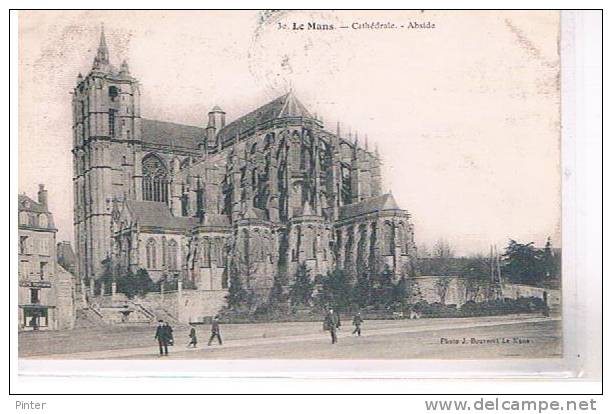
left=324, top=308, right=341, bottom=344
left=208, top=315, right=223, bottom=346
left=164, top=322, right=174, bottom=346
left=352, top=311, right=363, bottom=336
left=188, top=324, right=198, bottom=348
left=154, top=320, right=169, bottom=356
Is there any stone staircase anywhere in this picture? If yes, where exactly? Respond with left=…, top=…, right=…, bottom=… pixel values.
left=74, top=307, right=107, bottom=329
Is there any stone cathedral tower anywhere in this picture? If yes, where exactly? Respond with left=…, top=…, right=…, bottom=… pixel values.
left=72, top=27, right=141, bottom=282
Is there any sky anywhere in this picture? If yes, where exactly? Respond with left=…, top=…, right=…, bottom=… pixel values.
left=18, top=10, right=561, bottom=256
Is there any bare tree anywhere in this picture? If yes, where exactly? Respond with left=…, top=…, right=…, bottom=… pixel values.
left=433, top=239, right=454, bottom=259
left=434, top=277, right=452, bottom=305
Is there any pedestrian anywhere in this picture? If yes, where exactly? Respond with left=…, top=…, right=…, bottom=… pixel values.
left=165, top=321, right=174, bottom=346
left=208, top=315, right=223, bottom=346
left=324, top=308, right=341, bottom=344
left=188, top=324, right=198, bottom=348
left=154, top=320, right=169, bottom=356
left=352, top=311, right=363, bottom=336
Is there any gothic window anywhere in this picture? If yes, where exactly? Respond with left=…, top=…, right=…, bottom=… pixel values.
left=19, top=212, right=28, bottom=225
left=142, top=154, right=169, bottom=203
left=398, top=222, right=408, bottom=255
left=218, top=239, right=227, bottom=267
left=161, top=237, right=167, bottom=268
left=304, top=227, right=315, bottom=259
left=382, top=222, right=394, bottom=256
left=181, top=191, right=189, bottom=217
left=201, top=238, right=211, bottom=268
left=109, top=86, right=119, bottom=102
left=146, top=238, right=157, bottom=269
left=109, top=109, right=117, bottom=137
left=168, top=240, right=178, bottom=270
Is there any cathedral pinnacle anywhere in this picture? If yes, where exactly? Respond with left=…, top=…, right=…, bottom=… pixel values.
left=93, top=24, right=110, bottom=69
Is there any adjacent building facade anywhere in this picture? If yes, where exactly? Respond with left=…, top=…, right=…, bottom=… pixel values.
left=18, top=185, right=76, bottom=330
left=73, top=29, right=417, bottom=303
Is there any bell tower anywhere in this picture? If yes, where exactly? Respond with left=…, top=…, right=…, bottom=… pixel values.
left=72, top=26, right=141, bottom=284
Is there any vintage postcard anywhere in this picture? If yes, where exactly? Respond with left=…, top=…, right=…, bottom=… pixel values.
left=17, top=10, right=565, bottom=367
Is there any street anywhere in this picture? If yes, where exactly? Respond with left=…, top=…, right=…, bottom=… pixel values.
left=19, top=314, right=561, bottom=360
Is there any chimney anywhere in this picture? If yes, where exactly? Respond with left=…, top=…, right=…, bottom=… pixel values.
left=37, top=184, right=48, bottom=210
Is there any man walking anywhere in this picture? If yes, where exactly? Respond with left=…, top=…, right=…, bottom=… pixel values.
left=324, top=308, right=341, bottom=344
left=154, top=320, right=169, bottom=356
left=352, top=311, right=363, bottom=336
left=187, top=323, right=198, bottom=348
left=164, top=321, right=174, bottom=346
left=208, top=315, right=223, bottom=346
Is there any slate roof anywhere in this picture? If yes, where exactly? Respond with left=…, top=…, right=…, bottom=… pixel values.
left=18, top=194, right=48, bottom=213
left=217, top=92, right=313, bottom=144
left=339, top=193, right=402, bottom=220
left=125, top=200, right=197, bottom=231
left=141, top=118, right=205, bottom=150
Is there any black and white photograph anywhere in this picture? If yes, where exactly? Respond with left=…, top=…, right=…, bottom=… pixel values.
left=10, top=8, right=602, bottom=398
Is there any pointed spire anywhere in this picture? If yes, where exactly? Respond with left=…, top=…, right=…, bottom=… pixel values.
left=336, top=121, right=341, bottom=137
left=93, top=24, right=110, bottom=69
left=374, top=143, right=380, bottom=158
left=365, top=134, right=369, bottom=150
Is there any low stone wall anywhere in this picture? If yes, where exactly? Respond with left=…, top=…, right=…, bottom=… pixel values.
left=413, top=276, right=467, bottom=305
left=502, top=284, right=561, bottom=307
left=177, top=289, right=227, bottom=323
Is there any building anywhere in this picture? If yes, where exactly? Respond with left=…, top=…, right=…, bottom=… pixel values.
left=57, top=241, right=77, bottom=276
left=73, top=29, right=417, bottom=306
left=18, top=185, right=76, bottom=330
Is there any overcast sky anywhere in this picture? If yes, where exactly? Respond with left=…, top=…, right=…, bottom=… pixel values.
left=18, top=10, right=561, bottom=256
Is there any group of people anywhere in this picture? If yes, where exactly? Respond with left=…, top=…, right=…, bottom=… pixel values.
left=155, top=316, right=223, bottom=357
left=323, top=309, right=364, bottom=344
left=154, top=310, right=365, bottom=356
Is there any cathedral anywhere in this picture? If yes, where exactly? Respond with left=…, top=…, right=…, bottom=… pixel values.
left=73, top=29, right=417, bottom=301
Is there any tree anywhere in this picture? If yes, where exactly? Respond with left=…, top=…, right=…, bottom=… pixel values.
left=225, top=261, right=250, bottom=310
left=433, top=239, right=454, bottom=260
left=432, top=239, right=455, bottom=276
left=541, top=237, right=561, bottom=284
left=288, top=263, right=314, bottom=307
left=352, top=269, right=371, bottom=308
left=317, top=268, right=352, bottom=311
left=501, top=240, right=546, bottom=285
left=434, top=277, right=451, bottom=304
left=268, top=270, right=288, bottom=311
left=460, top=255, right=492, bottom=301
left=117, top=268, right=155, bottom=299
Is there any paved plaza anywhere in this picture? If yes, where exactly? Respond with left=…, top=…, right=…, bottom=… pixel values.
left=19, top=314, right=561, bottom=360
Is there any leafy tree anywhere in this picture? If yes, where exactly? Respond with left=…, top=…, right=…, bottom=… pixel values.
left=225, top=261, right=250, bottom=310
left=268, top=270, right=288, bottom=310
left=541, top=237, right=561, bottom=284
left=352, top=269, right=371, bottom=308
left=288, top=263, right=314, bottom=307
left=317, top=268, right=352, bottom=311
left=117, top=268, right=155, bottom=299
left=501, top=240, right=545, bottom=285
left=369, top=264, right=396, bottom=308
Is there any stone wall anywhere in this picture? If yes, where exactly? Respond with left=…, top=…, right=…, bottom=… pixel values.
left=53, top=265, right=76, bottom=330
